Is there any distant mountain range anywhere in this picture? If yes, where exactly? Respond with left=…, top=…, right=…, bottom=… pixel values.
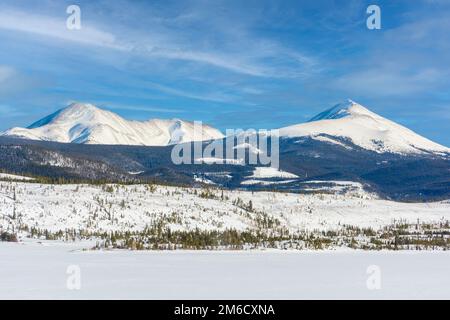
left=2, top=100, right=448, bottom=155
left=1, top=100, right=449, bottom=201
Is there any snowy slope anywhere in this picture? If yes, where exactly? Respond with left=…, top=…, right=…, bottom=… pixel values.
left=279, top=99, right=450, bottom=155
left=249, top=167, right=299, bottom=179
left=2, top=181, right=450, bottom=235
left=240, top=167, right=299, bottom=185
left=0, top=173, right=34, bottom=181
left=1, top=103, right=224, bottom=146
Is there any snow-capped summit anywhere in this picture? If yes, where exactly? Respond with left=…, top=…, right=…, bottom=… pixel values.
left=308, top=99, right=379, bottom=122
left=1, top=103, right=224, bottom=146
left=279, top=99, right=450, bottom=155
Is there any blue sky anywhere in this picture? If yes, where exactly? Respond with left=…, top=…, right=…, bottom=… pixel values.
left=0, top=0, right=449, bottom=146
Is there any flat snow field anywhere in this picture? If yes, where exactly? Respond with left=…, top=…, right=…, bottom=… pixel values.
left=1, top=241, right=449, bottom=299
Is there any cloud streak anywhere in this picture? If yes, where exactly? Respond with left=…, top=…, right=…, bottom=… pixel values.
left=147, top=82, right=237, bottom=104
left=0, top=65, right=16, bottom=83
left=0, top=9, right=122, bottom=49
left=0, top=6, right=316, bottom=78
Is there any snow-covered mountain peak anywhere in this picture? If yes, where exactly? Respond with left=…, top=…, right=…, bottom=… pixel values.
left=280, top=100, right=450, bottom=155
left=308, top=99, right=380, bottom=122
left=27, top=103, right=106, bottom=129
left=1, top=103, right=224, bottom=146
left=64, top=102, right=99, bottom=112
left=58, top=102, right=100, bottom=118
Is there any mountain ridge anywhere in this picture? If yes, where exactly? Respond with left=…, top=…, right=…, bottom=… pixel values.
left=1, top=103, right=224, bottom=146
left=1, top=100, right=449, bottom=155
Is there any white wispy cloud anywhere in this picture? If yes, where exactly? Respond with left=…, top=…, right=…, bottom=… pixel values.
left=102, top=103, right=185, bottom=114
left=332, top=10, right=450, bottom=97
left=0, top=104, right=27, bottom=117
left=0, top=65, right=44, bottom=97
left=334, top=68, right=445, bottom=96
left=147, top=82, right=237, bottom=103
left=147, top=48, right=269, bottom=77
left=0, top=65, right=15, bottom=83
left=0, top=6, right=316, bottom=78
left=0, top=9, right=123, bottom=49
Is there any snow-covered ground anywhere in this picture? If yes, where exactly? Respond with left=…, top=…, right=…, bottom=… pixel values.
left=249, top=167, right=299, bottom=179
left=1, top=181, right=450, bottom=234
left=1, top=181, right=449, bottom=299
left=240, top=167, right=299, bottom=185
left=1, top=240, right=449, bottom=299
left=0, top=173, right=34, bottom=181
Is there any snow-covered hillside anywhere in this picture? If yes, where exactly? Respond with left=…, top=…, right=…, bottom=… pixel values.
left=1, top=103, right=224, bottom=146
left=279, top=99, right=450, bottom=155
left=1, top=180, right=449, bottom=235
left=1, top=181, right=450, bottom=298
